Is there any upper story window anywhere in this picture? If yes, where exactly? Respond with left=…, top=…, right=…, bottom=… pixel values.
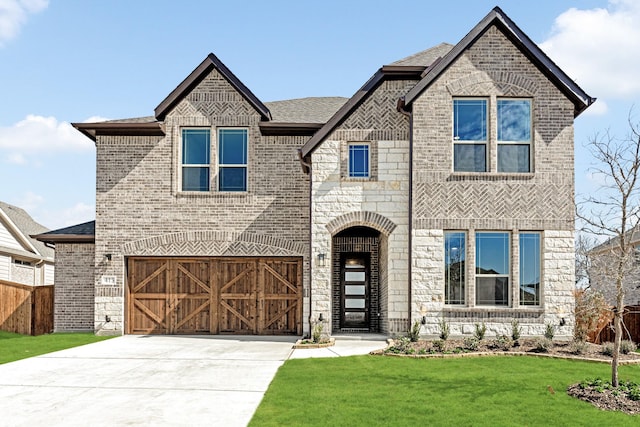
left=218, top=128, right=248, bottom=192
left=475, top=232, right=510, bottom=306
left=348, top=143, right=370, bottom=178
left=181, top=128, right=210, bottom=192
left=453, top=99, right=487, bottom=172
left=497, top=99, right=532, bottom=173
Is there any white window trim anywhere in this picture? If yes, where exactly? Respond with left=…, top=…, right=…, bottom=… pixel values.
left=217, top=127, right=248, bottom=192
left=496, top=98, right=533, bottom=173
left=452, top=97, right=489, bottom=172
left=179, top=127, right=212, bottom=192
left=347, top=142, right=371, bottom=178
left=475, top=231, right=511, bottom=307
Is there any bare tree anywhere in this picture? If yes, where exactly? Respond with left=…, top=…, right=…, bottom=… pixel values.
left=575, top=232, right=596, bottom=288
left=578, top=112, right=640, bottom=387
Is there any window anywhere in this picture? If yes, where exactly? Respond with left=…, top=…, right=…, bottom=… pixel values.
left=348, top=143, right=370, bottom=178
left=519, top=233, right=541, bottom=305
left=181, top=129, right=210, bottom=191
left=218, top=128, right=248, bottom=191
left=453, top=99, right=487, bottom=172
left=13, top=259, right=32, bottom=266
left=497, top=99, right=532, bottom=172
left=475, top=232, right=509, bottom=306
left=445, top=232, right=466, bottom=305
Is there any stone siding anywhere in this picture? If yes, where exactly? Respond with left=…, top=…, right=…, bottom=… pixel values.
left=54, top=243, right=95, bottom=331
left=410, top=25, right=576, bottom=338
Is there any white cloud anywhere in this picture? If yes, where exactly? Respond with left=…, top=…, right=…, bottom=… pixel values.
left=0, top=115, right=94, bottom=164
left=15, top=191, right=44, bottom=212
left=0, top=0, right=48, bottom=46
left=540, top=0, right=640, bottom=102
left=57, top=202, right=95, bottom=227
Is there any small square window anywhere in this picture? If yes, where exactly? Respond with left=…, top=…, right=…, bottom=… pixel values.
left=348, top=144, right=370, bottom=178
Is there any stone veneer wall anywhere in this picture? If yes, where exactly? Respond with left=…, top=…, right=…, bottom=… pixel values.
left=54, top=243, right=95, bottom=331
left=410, top=25, right=576, bottom=338
left=311, top=78, right=414, bottom=335
left=94, top=68, right=310, bottom=334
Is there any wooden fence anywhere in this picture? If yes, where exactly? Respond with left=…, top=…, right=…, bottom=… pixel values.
left=595, top=305, right=640, bottom=344
left=0, top=280, right=54, bottom=335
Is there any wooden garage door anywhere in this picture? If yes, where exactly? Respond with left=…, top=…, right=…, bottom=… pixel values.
left=127, top=257, right=302, bottom=335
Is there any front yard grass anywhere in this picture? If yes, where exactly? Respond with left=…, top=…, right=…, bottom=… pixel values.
left=0, top=331, right=112, bottom=364
left=250, top=355, right=640, bottom=426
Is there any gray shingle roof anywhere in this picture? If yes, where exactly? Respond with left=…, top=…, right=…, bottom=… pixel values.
left=0, top=201, right=54, bottom=260
left=391, top=42, right=454, bottom=66
left=102, top=116, right=157, bottom=124
left=265, top=97, right=348, bottom=123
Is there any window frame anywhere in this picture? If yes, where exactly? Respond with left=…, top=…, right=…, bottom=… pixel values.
left=217, top=127, right=248, bottom=192
left=496, top=98, right=533, bottom=173
left=347, top=142, right=371, bottom=178
left=519, top=232, right=541, bottom=306
left=475, top=232, right=510, bottom=307
left=453, top=98, right=488, bottom=173
left=444, top=231, right=466, bottom=305
left=180, top=128, right=211, bottom=192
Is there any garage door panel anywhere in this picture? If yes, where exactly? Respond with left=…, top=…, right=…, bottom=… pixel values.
left=128, top=257, right=302, bottom=335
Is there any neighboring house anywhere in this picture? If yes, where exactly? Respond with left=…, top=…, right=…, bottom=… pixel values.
left=39, top=7, right=594, bottom=337
left=0, top=201, right=54, bottom=286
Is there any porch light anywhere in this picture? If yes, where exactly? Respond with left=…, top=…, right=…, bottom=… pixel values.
left=104, top=253, right=112, bottom=261
left=317, top=253, right=326, bottom=267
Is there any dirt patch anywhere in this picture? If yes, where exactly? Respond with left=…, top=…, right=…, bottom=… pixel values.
left=568, top=383, right=640, bottom=415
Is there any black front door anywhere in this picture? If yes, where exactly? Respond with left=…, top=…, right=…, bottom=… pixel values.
left=340, top=253, right=369, bottom=329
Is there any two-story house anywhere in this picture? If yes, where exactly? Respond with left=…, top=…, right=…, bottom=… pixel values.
left=37, top=7, right=593, bottom=337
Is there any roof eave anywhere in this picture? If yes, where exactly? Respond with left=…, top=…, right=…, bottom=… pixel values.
left=259, top=122, right=324, bottom=136
left=72, top=122, right=165, bottom=142
left=32, top=233, right=95, bottom=244
left=154, top=53, right=271, bottom=121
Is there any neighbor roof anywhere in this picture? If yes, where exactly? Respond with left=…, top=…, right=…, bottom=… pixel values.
left=33, top=220, right=95, bottom=244
left=0, top=201, right=54, bottom=260
left=401, top=7, right=595, bottom=116
left=391, top=43, right=454, bottom=66
left=265, top=97, right=348, bottom=123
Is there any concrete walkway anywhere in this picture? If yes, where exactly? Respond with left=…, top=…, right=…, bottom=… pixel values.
left=0, top=334, right=387, bottom=427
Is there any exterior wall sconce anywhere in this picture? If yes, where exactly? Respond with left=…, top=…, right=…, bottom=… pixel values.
left=105, top=315, right=111, bottom=323
left=318, top=313, right=324, bottom=322
left=104, top=253, right=112, bottom=261
left=317, top=253, right=326, bottom=267
left=419, top=303, right=428, bottom=325
left=559, top=318, right=566, bottom=326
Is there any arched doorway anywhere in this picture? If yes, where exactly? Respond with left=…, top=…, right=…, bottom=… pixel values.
left=332, top=226, right=380, bottom=332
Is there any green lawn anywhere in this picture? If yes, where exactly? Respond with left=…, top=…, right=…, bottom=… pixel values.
left=250, top=355, right=640, bottom=426
left=0, top=331, right=113, bottom=364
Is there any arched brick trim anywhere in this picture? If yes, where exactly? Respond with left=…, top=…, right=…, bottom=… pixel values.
left=325, top=211, right=397, bottom=236
left=121, top=231, right=305, bottom=257
left=446, top=71, right=538, bottom=97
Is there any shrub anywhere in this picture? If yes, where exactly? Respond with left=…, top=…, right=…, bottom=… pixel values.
left=533, top=337, right=553, bottom=353
left=574, top=289, right=611, bottom=342
left=621, top=340, right=637, bottom=354
left=511, top=319, right=521, bottom=342
left=386, top=337, right=412, bottom=354
left=407, top=320, right=421, bottom=342
left=473, top=322, right=486, bottom=340
left=438, top=317, right=450, bottom=341
left=569, top=339, right=588, bottom=355
left=489, top=335, right=513, bottom=351
left=432, top=339, right=446, bottom=352
left=312, top=322, right=323, bottom=343
left=463, top=336, right=479, bottom=351
left=544, top=323, right=555, bottom=340
left=602, top=343, right=614, bottom=356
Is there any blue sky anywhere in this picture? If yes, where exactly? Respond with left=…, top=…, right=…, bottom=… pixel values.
left=0, top=0, right=637, bottom=229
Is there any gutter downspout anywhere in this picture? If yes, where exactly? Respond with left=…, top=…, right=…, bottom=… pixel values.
left=397, top=97, right=413, bottom=332
left=298, top=148, right=313, bottom=337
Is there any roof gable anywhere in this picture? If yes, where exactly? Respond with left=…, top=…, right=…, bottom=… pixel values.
left=154, top=53, right=271, bottom=121
left=0, top=201, right=54, bottom=260
left=402, top=7, right=595, bottom=117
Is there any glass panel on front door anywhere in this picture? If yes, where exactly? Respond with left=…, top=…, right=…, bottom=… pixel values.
left=341, top=254, right=369, bottom=329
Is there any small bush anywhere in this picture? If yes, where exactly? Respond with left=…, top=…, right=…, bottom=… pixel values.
left=511, top=319, right=521, bottom=342
left=312, top=322, right=323, bottom=343
left=463, top=336, right=479, bottom=351
left=569, top=339, right=588, bottom=355
left=602, top=343, right=614, bottom=356
left=474, top=322, right=486, bottom=341
left=489, top=335, right=513, bottom=351
left=544, top=323, right=555, bottom=340
left=407, top=320, right=421, bottom=342
left=386, top=337, right=412, bottom=354
left=432, top=339, right=446, bottom=352
left=533, top=337, right=553, bottom=353
left=438, top=317, right=450, bottom=341
left=621, top=340, right=637, bottom=354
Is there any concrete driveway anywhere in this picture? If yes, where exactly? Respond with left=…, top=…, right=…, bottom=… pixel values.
left=0, top=335, right=297, bottom=427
